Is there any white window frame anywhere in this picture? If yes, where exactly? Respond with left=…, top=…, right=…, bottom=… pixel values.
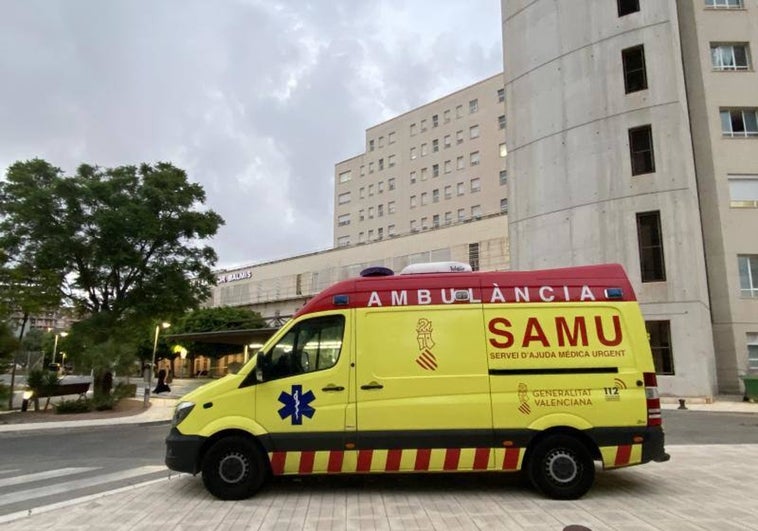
left=739, top=255, right=758, bottom=297
left=711, top=43, right=751, bottom=71
left=721, top=109, right=758, bottom=137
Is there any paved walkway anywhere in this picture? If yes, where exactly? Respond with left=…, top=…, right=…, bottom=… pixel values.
left=2, top=444, right=758, bottom=530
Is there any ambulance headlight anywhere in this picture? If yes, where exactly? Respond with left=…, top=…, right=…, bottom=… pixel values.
left=172, top=401, right=195, bottom=427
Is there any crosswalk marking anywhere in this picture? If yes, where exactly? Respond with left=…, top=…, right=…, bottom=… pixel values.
left=0, top=467, right=98, bottom=488
left=0, top=465, right=166, bottom=506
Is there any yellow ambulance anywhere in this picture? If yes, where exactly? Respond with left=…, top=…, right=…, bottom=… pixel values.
left=165, top=262, right=669, bottom=500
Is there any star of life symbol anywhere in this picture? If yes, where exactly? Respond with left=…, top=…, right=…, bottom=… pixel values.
left=278, top=385, right=316, bottom=425
left=415, top=318, right=438, bottom=371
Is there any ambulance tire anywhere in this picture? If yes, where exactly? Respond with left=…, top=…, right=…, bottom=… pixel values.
left=527, top=434, right=595, bottom=500
left=202, top=436, right=267, bottom=500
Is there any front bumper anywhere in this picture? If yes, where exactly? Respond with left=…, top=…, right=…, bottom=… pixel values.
left=165, top=428, right=207, bottom=475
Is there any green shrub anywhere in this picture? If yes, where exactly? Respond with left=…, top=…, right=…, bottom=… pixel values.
left=93, top=395, right=114, bottom=411
left=55, top=399, right=92, bottom=414
left=113, top=383, right=137, bottom=400
left=0, top=383, right=9, bottom=411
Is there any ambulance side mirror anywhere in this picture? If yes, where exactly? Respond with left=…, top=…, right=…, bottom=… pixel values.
left=255, top=354, right=266, bottom=383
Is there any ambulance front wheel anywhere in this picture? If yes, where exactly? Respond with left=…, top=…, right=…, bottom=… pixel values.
left=527, top=434, right=595, bottom=500
left=202, top=435, right=267, bottom=500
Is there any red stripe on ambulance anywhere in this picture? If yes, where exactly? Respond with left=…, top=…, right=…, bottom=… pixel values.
left=615, top=445, right=632, bottom=466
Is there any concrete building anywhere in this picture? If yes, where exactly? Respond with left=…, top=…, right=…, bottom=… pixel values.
left=502, top=0, right=758, bottom=397
left=209, top=75, right=509, bottom=319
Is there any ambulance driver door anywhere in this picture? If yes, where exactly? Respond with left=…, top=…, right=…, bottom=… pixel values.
left=255, top=313, right=351, bottom=472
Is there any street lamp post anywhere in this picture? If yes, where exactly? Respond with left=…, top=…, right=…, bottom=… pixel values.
left=51, top=332, right=68, bottom=370
left=144, top=322, right=171, bottom=407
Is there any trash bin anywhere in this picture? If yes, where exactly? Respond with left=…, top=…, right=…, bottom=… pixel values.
left=742, top=375, right=758, bottom=402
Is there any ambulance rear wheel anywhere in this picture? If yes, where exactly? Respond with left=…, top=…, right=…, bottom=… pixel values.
left=527, top=434, right=595, bottom=500
left=202, top=436, right=267, bottom=500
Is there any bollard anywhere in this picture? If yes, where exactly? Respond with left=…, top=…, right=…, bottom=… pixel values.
left=678, top=398, right=687, bottom=410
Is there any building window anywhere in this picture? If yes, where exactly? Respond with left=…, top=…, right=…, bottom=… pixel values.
left=368, top=162, right=374, bottom=173
left=368, top=229, right=374, bottom=240
left=368, top=206, right=374, bottom=219
left=358, top=232, right=365, bottom=243
left=646, top=321, right=674, bottom=375
left=721, top=109, right=758, bottom=137
left=388, top=224, right=396, bottom=236
left=338, top=192, right=351, bottom=205
left=498, top=115, right=506, bottom=130
left=421, top=143, right=428, bottom=157
left=444, top=110, right=451, bottom=123
left=470, top=151, right=480, bottom=166
left=444, top=211, right=452, bottom=225
left=457, top=182, right=465, bottom=196
left=433, top=214, right=440, bottom=228
left=456, top=130, right=464, bottom=144
left=378, top=158, right=384, bottom=171
left=711, top=43, right=751, bottom=71
left=728, top=175, right=758, bottom=207
left=339, top=170, right=352, bottom=183
left=388, top=200, right=396, bottom=214
left=410, top=123, right=417, bottom=136
left=497, top=88, right=505, bottom=103
left=377, top=204, right=384, bottom=217
left=469, top=99, right=479, bottom=114
left=378, top=136, right=384, bottom=148
left=705, top=0, right=744, bottom=8
left=471, top=205, right=482, bottom=219
left=338, top=214, right=350, bottom=226
left=369, top=139, right=375, bottom=152
left=469, top=243, right=480, bottom=271
left=617, top=0, right=640, bottom=16
left=500, top=198, right=509, bottom=213
left=410, top=147, right=417, bottom=160
left=388, top=177, right=396, bottom=191
left=629, top=125, right=656, bottom=174
left=748, top=333, right=758, bottom=371
left=444, top=135, right=451, bottom=148
left=421, top=167, right=428, bottom=181
left=432, top=189, right=440, bottom=203
left=368, top=184, right=374, bottom=196
left=432, top=139, right=439, bottom=152
left=622, top=45, right=648, bottom=93
left=470, top=178, right=481, bottom=193
left=458, top=208, right=466, bottom=222
left=500, top=170, right=508, bottom=185
left=337, top=236, right=350, bottom=247
left=445, top=160, right=452, bottom=173
left=410, top=220, right=418, bottom=232
left=410, top=171, right=417, bottom=184
left=499, top=143, right=508, bottom=158
left=739, top=255, right=758, bottom=297
left=388, top=155, right=396, bottom=168
left=359, top=209, right=365, bottom=221
left=433, top=164, right=440, bottom=177
left=410, top=195, right=417, bottom=208
left=456, top=105, right=463, bottom=118
left=432, top=114, right=439, bottom=128
left=388, top=132, right=396, bottom=144
left=470, top=125, right=480, bottom=139
left=421, top=192, right=428, bottom=206
left=457, top=156, right=464, bottom=170
left=421, top=119, right=427, bottom=132
left=444, top=185, right=452, bottom=200
left=360, top=165, right=365, bottom=177
left=377, top=227, right=383, bottom=240
left=421, top=217, right=428, bottom=229
left=636, top=211, right=666, bottom=282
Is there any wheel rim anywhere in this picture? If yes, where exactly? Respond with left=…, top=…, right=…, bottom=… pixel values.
left=544, top=448, right=580, bottom=485
left=218, top=452, right=250, bottom=484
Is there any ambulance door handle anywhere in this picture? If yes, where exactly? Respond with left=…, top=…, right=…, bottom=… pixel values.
left=322, top=385, right=345, bottom=392
left=361, top=382, right=384, bottom=390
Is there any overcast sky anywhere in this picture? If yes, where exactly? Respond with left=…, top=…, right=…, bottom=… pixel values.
left=0, top=0, right=503, bottom=270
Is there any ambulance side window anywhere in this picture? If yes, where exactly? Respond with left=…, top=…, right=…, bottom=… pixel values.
left=262, top=315, right=345, bottom=381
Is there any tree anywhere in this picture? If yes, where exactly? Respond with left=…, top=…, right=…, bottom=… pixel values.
left=0, top=159, right=224, bottom=387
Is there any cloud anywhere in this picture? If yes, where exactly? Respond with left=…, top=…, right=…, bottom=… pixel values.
left=0, top=0, right=502, bottom=269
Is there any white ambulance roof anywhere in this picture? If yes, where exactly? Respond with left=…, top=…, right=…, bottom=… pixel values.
left=399, top=262, right=473, bottom=275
